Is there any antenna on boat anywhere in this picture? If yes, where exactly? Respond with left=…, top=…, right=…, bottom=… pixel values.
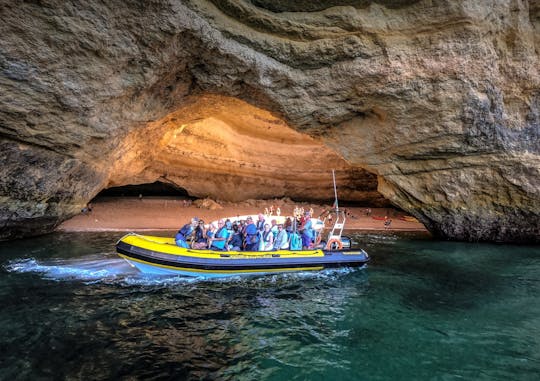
left=332, top=169, right=339, bottom=213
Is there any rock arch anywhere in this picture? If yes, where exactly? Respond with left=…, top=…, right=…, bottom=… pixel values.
left=0, top=0, right=538, bottom=242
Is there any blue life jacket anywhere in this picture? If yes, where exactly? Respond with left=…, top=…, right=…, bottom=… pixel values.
left=212, top=227, right=229, bottom=250
left=175, top=223, right=193, bottom=241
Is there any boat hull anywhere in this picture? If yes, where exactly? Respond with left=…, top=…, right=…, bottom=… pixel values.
left=116, top=234, right=369, bottom=278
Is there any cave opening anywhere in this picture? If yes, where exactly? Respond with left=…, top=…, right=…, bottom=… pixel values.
left=102, top=94, right=392, bottom=206
left=55, top=94, right=427, bottom=235
left=95, top=181, right=193, bottom=199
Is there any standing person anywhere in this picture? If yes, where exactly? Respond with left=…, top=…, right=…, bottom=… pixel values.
left=209, top=219, right=229, bottom=251
left=270, top=219, right=278, bottom=239
left=259, top=224, right=274, bottom=251
left=285, top=217, right=293, bottom=233
left=300, top=211, right=314, bottom=249
left=256, top=213, right=266, bottom=232
left=273, top=224, right=289, bottom=250
left=244, top=216, right=259, bottom=251
left=175, top=217, right=199, bottom=248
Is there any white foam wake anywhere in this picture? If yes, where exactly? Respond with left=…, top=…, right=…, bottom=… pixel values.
left=4, top=255, right=136, bottom=282
left=4, top=256, right=363, bottom=286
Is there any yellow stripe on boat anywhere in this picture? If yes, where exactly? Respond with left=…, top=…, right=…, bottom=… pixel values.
left=118, top=254, right=324, bottom=273
left=120, top=234, right=324, bottom=259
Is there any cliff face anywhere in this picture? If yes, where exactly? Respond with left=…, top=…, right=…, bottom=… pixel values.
left=1, top=0, right=538, bottom=242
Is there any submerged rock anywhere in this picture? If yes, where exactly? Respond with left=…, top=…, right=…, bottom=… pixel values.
left=0, top=0, right=539, bottom=242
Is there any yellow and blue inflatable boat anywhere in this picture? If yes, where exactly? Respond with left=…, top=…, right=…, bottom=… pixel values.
left=116, top=233, right=369, bottom=278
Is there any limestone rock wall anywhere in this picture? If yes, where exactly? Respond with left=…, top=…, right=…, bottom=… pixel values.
left=0, top=0, right=538, bottom=242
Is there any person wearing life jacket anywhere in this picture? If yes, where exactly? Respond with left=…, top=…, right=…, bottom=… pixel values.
left=227, top=223, right=244, bottom=251
left=256, top=213, right=266, bottom=232
left=259, top=224, right=274, bottom=251
left=300, top=211, right=314, bottom=249
left=175, top=217, right=199, bottom=248
left=191, top=219, right=208, bottom=249
left=244, top=216, right=259, bottom=251
left=206, top=223, right=216, bottom=242
left=209, top=219, right=229, bottom=251
left=270, top=219, right=278, bottom=239
left=273, top=224, right=289, bottom=250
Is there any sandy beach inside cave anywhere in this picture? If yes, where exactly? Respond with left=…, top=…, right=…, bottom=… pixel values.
left=57, top=197, right=430, bottom=236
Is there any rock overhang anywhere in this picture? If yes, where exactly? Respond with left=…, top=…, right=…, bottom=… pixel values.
left=0, top=0, right=538, bottom=242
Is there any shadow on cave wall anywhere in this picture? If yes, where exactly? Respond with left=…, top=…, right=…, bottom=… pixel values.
left=94, top=181, right=400, bottom=212
left=96, top=181, right=193, bottom=199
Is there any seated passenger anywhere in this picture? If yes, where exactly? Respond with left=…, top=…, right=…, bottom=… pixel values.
left=175, top=217, right=199, bottom=248
left=206, top=223, right=216, bottom=243
left=259, top=224, right=274, bottom=251
left=209, top=219, right=229, bottom=251
left=228, top=224, right=243, bottom=251
left=191, top=220, right=208, bottom=249
left=273, top=224, right=289, bottom=250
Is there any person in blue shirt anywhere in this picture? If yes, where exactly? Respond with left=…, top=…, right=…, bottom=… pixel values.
left=209, top=219, right=229, bottom=250
left=175, top=217, right=199, bottom=248
left=300, top=211, right=314, bottom=249
left=244, top=216, right=259, bottom=251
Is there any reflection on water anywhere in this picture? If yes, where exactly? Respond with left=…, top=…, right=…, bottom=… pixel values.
left=0, top=232, right=539, bottom=380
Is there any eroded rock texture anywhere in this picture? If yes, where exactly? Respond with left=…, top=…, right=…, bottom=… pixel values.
left=1, top=0, right=539, bottom=242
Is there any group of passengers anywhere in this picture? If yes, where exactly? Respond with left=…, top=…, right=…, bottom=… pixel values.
left=174, top=211, right=316, bottom=251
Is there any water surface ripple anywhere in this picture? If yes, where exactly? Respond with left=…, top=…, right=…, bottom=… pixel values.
left=1, top=232, right=539, bottom=380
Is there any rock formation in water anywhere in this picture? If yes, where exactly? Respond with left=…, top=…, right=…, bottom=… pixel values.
left=1, top=0, right=539, bottom=242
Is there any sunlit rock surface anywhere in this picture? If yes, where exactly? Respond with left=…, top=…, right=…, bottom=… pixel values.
left=1, top=0, right=539, bottom=242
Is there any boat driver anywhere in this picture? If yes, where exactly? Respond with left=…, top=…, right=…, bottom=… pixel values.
left=175, top=217, right=199, bottom=248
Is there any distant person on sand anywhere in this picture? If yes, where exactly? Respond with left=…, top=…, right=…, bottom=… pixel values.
left=384, top=216, right=392, bottom=230
left=81, top=203, right=93, bottom=215
left=175, top=217, right=199, bottom=248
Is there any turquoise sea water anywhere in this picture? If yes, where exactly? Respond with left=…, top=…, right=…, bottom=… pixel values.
left=1, top=232, right=539, bottom=380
